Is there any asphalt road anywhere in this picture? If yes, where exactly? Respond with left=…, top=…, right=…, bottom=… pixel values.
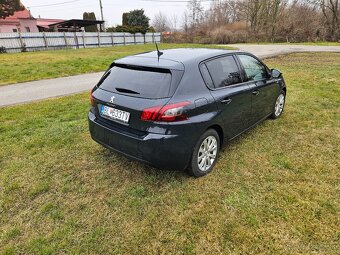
left=228, top=44, right=340, bottom=58
left=1, top=44, right=339, bottom=107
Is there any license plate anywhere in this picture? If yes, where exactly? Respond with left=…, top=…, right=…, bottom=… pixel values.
left=100, top=105, right=130, bottom=123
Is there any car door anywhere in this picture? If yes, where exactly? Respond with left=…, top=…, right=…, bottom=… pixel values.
left=236, top=54, right=278, bottom=125
left=201, top=54, right=253, bottom=140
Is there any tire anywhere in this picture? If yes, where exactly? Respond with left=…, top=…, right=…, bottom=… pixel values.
left=187, top=129, right=220, bottom=177
left=270, top=91, right=286, bottom=119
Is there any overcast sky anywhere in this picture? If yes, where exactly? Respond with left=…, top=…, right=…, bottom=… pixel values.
left=21, top=0, right=212, bottom=28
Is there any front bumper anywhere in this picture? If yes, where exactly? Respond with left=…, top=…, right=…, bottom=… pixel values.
left=88, top=111, right=192, bottom=170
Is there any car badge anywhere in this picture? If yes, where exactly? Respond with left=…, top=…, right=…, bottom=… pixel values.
left=110, top=96, right=115, bottom=103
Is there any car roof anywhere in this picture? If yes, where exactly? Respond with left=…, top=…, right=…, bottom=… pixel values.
left=114, top=48, right=241, bottom=71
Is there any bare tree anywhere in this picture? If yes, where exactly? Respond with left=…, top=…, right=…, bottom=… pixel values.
left=187, top=0, right=204, bottom=28
left=206, top=0, right=243, bottom=28
left=268, top=0, right=287, bottom=41
left=178, top=0, right=337, bottom=42
left=168, top=13, right=179, bottom=31
left=152, top=11, right=169, bottom=32
left=275, top=0, right=322, bottom=42
left=313, top=0, right=340, bottom=40
left=182, top=11, right=190, bottom=32
left=242, top=0, right=263, bottom=32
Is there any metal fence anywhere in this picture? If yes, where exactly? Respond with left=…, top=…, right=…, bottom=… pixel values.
left=0, top=32, right=161, bottom=53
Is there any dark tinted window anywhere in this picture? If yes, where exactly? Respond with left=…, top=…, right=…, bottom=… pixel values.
left=99, top=66, right=172, bottom=99
left=238, top=54, right=269, bottom=81
left=200, top=64, right=214, bottom=88
left=205, top=56, right=242, bottom=88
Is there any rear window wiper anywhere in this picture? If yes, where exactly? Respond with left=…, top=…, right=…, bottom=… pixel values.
left=115, top=87, right=140, bottom=94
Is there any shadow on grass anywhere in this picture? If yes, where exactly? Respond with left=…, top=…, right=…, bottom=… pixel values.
left=98, top=147, right=191, bottom=181
left=93, top=117, right=275, bottom=184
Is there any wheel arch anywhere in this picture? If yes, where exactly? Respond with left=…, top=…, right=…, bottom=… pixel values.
left=206, top=124, right=224, bottom=148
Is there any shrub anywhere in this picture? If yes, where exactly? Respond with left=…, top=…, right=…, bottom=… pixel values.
left=210, top=28, right=233, bottom=44
left=0, top=46, right=7, bottom=53
left=21, top=43, right=27, bottom=52
left=232, top=30, right=248, bottom=43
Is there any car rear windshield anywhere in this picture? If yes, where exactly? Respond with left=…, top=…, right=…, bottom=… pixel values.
left=98, top=64, right=172, bottom=99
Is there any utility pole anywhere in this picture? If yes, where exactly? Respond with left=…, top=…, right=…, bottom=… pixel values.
left=99, top=0, right=105, bottom=31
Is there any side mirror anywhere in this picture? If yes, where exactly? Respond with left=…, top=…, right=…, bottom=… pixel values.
left=271, top=69, right=282, bottom=79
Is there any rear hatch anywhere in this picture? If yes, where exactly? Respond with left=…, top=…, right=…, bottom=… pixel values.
left=91, top=62, right=184, bottom=134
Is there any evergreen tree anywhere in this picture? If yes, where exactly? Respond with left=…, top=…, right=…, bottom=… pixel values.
left=83, top=12, right=98, bottom=32
left=122, top=13, right=129, bottom=26
left=127, top=9, right=150, bottom=33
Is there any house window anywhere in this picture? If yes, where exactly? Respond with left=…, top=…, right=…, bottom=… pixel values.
left=25, top=27, right=30, bottom=32
left=13, top=28, right=18, bottom=32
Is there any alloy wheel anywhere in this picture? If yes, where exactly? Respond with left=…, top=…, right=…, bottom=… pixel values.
left=197, top=135, right=218, bottom=171
left=275, top=94, right=285, bottom=117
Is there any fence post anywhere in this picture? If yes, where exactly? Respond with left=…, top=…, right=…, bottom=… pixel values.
left=98, top=31, right=101, bottom=47
left=63, top=32, right=68, bottom=48
left=42, top=32, right=48, bottom=49
left=82, top=31, right=86, bottom=48
left=111, top=32, right=114, bottom=46
left=73, top=32, right=79, bottom=49
left=144, top=33, right=146, bottom=44
left=133, top=33, right=136, bottom=44
left=18, top=31, right=24, bottom=49
left=123, top=33, right=126, bottom=45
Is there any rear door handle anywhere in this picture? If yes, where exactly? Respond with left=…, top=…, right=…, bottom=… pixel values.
left=221, top=98, right=232, bottom=104
left=252, top=90, right=260, bottom=96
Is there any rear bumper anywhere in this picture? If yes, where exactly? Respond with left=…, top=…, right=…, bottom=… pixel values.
left=88, top=111, right=192, bottom=170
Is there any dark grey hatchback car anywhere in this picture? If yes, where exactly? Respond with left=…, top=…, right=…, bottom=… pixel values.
left=88, top=48, right=286, bottom=177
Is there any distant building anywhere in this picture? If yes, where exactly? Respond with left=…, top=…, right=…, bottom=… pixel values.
left=36, top=18, right=65, bottom=32
left=0, top=9, right=39, bottom=33
left=0, top=4, right=104, bottom=33
left=36, top=19, right=103, bottom=32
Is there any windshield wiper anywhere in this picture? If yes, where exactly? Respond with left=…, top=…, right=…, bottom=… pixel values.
left=115, top=87, right=140, bottom=94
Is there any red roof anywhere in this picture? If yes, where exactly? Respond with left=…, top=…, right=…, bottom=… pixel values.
left=11, top=9, right=32, bottom=19
left=5, top=9, right=33, bottom=20
left=0, top=9, right=34, bottom=25
left=36, top=18, right=65, bottom=28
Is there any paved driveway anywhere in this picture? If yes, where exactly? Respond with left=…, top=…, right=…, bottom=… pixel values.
left=228, top=44, right=340, bottom=58
left=1, top=44, right=339, bottom=107
left=0, top=72, right=104, bottom=107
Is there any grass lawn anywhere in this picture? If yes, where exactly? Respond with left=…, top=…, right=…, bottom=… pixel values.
left=0, top=43, right=235, bottom=86
left=0, top=53, right=339, bottom=254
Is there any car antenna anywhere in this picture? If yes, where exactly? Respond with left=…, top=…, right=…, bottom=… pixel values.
left=155, top=42, right=163, bottom=62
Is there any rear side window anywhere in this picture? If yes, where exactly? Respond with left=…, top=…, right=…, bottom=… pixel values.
left=238, top=54, right=269, bottom=81
left=205, top=56, right=242, bottom=88
left=99, top=65, right=172, bottom=99
left=200, top=64, right=214, bottom=88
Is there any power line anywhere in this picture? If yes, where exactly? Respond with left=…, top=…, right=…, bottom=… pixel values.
left=29, top=0, right=219, bottom=8
left=29, top=0, right=82, bottom=8
left=28, top=0, right=216, bottom=9
left=140, top=0, right=217, bottom=2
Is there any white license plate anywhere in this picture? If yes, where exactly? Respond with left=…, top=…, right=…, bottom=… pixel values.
left=100, top=105, right=130, bottom=123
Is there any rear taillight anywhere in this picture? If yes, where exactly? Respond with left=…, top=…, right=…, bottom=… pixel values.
left=90, top=91, right=95, bottom=106
left=141, top=102, right=190, bottom=122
